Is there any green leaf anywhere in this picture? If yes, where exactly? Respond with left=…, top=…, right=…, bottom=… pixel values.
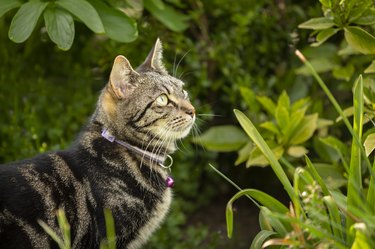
left=289, top=114, right=318, bottom=145
left=323, top=196, right=344, bottom=241
left=235, top=142, right=252, bottom=165
left=44, top=7, right=74, bottom=51
left=247, top=144, right=284, bottom=167
left=353, top=8, right=375, bottom=25
left=333, top=64, right=355, bottom=81
left=277, top=91, right=290, bottom=109
left=256, top=96, right=276, bottom=116
left=144, top=0, right=189, bottom=32
left=312, top=28, right=340, bottom=47
left=364, top=60, right=375, bottom=74
left=56, top=0, right=104, bottom=33
left=344, top=27, right=375, bottom=55
left=0, top=0, right=22, bottom=18
left=193, top=125, right=248, bottom=152
left=351, top=223, right=372, bottom=249
left=226, top=188, right=288, bottom=238
left=298, top=17, right=335, bottom=30
left=364, top=133, right=375, bottom=156
left=250, top=230, right=277, bottom=249
left=287, top=146, right=308, bottom=158
left=275, top=105, right=289, bottom=131
left=8, top=1, right=49, bottom=43
left=295, top=57, right=337, bottom=75
left=233, top=109, right=296, bottom=202
left=260, top=121, right=280, bottom=135
left=239, top=86, right=258, bottom=111
left=88, top=0, right=137, bottom=43
left=104, top=209, right=116, bottom=249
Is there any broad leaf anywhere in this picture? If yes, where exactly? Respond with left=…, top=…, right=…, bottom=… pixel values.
left=0, top=0, right=22, bottom=18
left=8, top=1, right=48, bottom=43
left=144, top=0, right=189, bottom=32
left=277, top=91, right=290, bottom=109
left=193, top=125, right=248, bottom=152
left=364, top=60, right=375, bottom=74
left=260, top=121, right=280, bottom=135
left=235, top=142, right=252, bottom=165
left=44, top=7, right=74, bottom=51
left=364, top=133, right=375, bottom=156
left=247, top=145, right=284, bottom=167
left=256, top=96, right=276, bottom=116
left=88, top=0, right=137, bottom=43
left=298, top=17, right=335, bottom=30
left=353, top=8, right=375, bottom=25
left=344, top=27, right=375, bottom=54
left=56, top=0, right=104, bottom=33
left=312, top=28, right=339, bottom=47
left=287, top=146, right=308, bottom=158
left=275, top=105, right=289, bottom=131
left=289, top=114, right=318, bottom=145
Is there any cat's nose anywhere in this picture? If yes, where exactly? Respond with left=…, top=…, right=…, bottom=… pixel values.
left=185, top=107, right=195, bottom=117
left=182, top=102, right=195, bottom=118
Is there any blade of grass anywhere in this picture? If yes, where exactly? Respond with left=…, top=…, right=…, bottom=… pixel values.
left=366, top=160, right=375, bottom=213
left=56, top=209, right=71, bottom=249
left=323, top=196, right=345, bottom=242
left=104, top=209, right=116, bottom=249
left=226, top=188, right=289, bottom=238
left=295, top=51, right=372, bottom=174
left=233, top=110, right=298, bottom=204
left=347, top=75, right=364, bottom=241
left=250, top=230, right=277, bottom=249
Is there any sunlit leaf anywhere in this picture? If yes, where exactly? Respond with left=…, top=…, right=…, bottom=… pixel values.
left=364, top=60, right=375, bottom=74
left=364, top=133, right=375, bottom=156
left=8, top=1, right=48, bottom=43
left=289, top=114, right=318, bottom=145
left=247, top=145, right=284, bottom=167
left=44, top=7, right=74, bottom=51
left=298, top=17, right=335, bottom=30
left=344, top=27, right=375, bottom=55
left=235, top=142, right=252, bottom=165
left=312, top=28, right=339, bottom=47
left=256, top=96, right=276, bottom=116
left=287, top=146, right=308, bottom=158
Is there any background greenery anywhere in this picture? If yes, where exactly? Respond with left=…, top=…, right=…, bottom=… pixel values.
left=2, top=0, right=374, bottom=248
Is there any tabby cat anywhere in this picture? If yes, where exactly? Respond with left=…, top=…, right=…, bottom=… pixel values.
left=0, top=39, right=195, bottom=249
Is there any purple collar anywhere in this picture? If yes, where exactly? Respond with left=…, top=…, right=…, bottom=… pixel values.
left=101, top=129, right=174, bottom=188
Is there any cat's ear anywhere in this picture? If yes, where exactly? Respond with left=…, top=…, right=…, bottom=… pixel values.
left=109, top=55, right=139, bottom=99
left=138, top=38, right=168, bottom=74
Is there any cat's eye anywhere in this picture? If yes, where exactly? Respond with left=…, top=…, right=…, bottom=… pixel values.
left=156, top=94, right=169, bottom=106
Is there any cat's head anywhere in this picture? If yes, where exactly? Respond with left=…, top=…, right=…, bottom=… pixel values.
left=96, top=39, right=195, bottom=152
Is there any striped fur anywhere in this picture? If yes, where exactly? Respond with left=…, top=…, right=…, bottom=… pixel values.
left=0, top=39, right=195, bottom=249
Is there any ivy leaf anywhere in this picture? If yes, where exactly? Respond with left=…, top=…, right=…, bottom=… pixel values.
left=344, top=26, right=375, bottom=54
left=144, top=0, right=189, bottom=32
left=0, top=0, right=22, bottom=18
left=89, top=0, right=137, bottom=43
left=298, top=17, right=335, bottom=30
left=56, top=0, right=104, bottom=34
left=44, top=7, right=74, bottom=51
left=8, top=1, right=48, bottom=43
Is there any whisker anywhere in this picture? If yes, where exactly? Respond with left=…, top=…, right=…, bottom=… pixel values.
left=175, top=49, right=191, bottom=77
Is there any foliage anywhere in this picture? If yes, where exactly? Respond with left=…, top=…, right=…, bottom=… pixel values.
left=223, top=71, right=375, bottom=248
left=0, top=0, right=188, bottom=50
